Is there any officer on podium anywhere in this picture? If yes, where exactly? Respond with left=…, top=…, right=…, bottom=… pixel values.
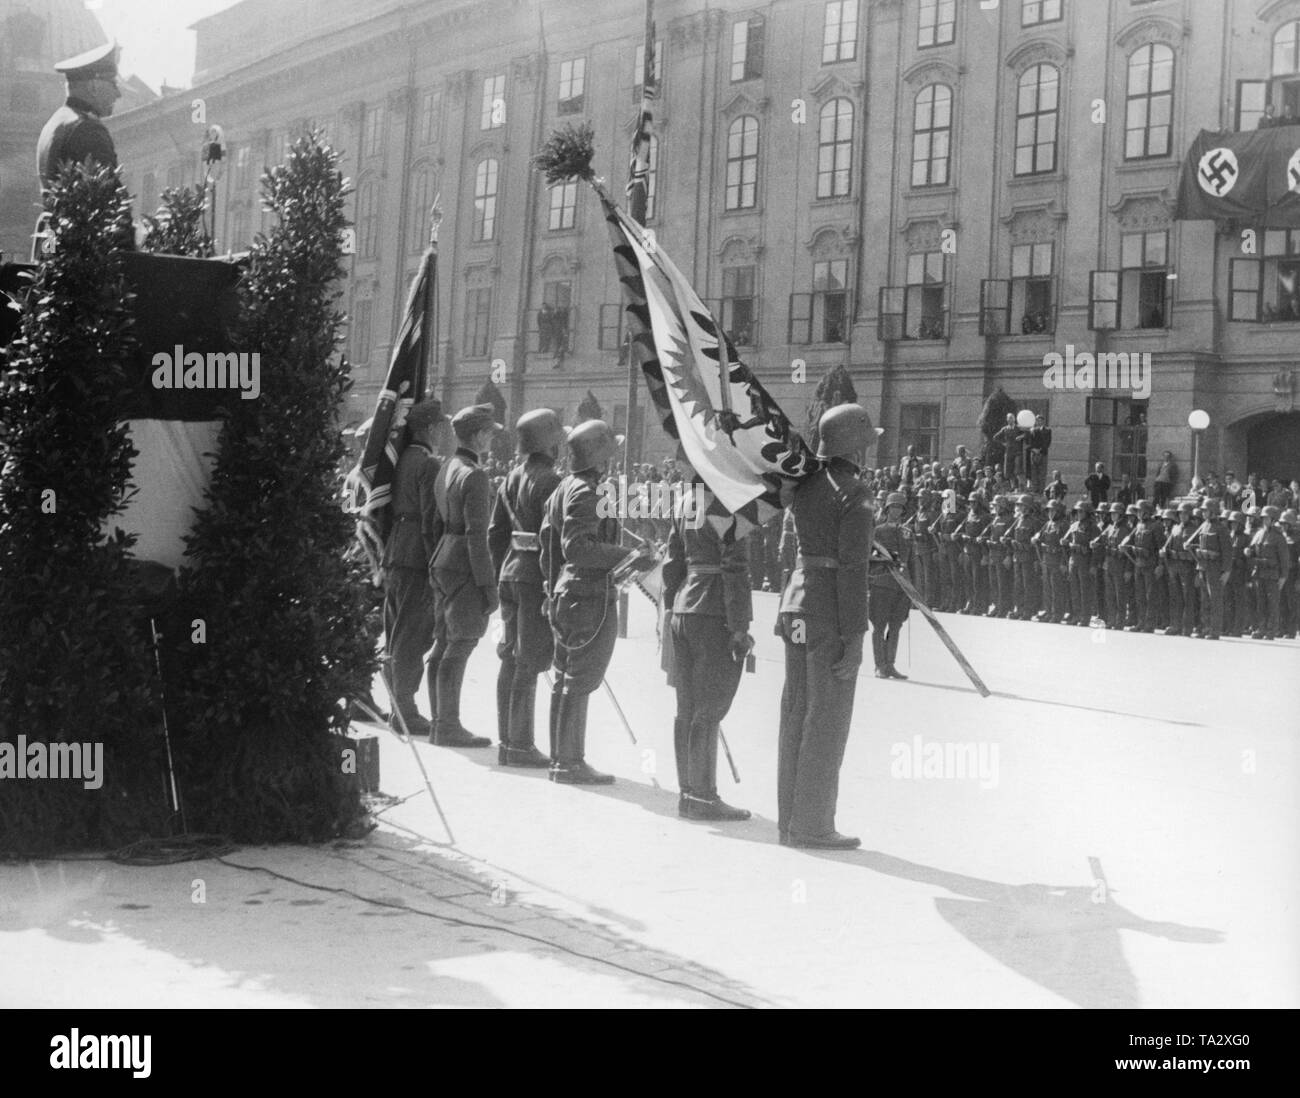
left=776, top=403, right=881, bottom=850
left=38, top=43, right=121, bottom=187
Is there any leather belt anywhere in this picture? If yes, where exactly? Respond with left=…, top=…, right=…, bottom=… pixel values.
left=686, top=564, right=722, bottom=576
left=796, top=555, right=838, bottom=571
left=510, top=531, right=540, bottom=552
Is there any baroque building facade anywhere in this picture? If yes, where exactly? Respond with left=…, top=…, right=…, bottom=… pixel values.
left=104, top=0, right=1300, bottom=484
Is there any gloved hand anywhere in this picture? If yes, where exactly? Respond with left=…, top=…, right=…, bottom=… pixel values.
left=832, top=632, right=864, bottom=681
left=728, top=631, right=754, bottom=663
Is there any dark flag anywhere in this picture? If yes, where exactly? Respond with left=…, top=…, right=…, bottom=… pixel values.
left=627, top=0, right=657, bottom=225
left=1174, top=125, right=1300, bottom=226
left=345, top=205, right=440, bottom=579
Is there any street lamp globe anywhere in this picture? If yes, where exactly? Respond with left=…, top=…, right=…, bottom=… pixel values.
left=1016, top=409, right=1036, bottom=429
left=1188, top=409, right=1210, bottom=431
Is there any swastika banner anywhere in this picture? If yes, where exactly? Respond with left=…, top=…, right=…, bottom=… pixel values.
left=1175, top=125, right=1300, bottom=226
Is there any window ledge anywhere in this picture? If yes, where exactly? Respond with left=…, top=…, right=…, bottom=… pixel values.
left=906, top=184, right=956, bottom=198
left=1008, top=173, right=1063, bottom=186
left=1115, top=158, right=1178, bottom=173
left=721, top=205, right=763, bottom=218
left=811, top=194, right=854, bottom=206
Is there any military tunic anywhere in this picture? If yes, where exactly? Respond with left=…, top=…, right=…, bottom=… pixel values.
left=776, top=459, right=873, bottom=841
left=380, top=442, right=441, bottom=732
left=662, top=486, right=752, bottom=798
left=37, top=98, right=117, bottom=187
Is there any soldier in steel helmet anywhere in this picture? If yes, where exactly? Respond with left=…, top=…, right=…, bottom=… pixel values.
left=1101, top=501, right=1129, bottom=628
left=1223, top=509, right=1251, bottom=637
left=1031, top=497, right=1068, bottom=623
left=982, top=494, right=1014, bottom=618
left=380, top=400, right=447, bottom=737
left=1063, top=499, right=1099, bottom=626
left=869, top=491, right=913, bottom=680
left=487, top=409, right=566, bottom=767
left=1008, top=493, right=1041, bottom=620
left=957, top=493, right=991, bottom=614
left=1245, top=505, right=1291, bottom=639
left=539, top=420, right=650, bottom=784
left=662, top=446, right=753, bottom=822
left=930, top=489, right=964, bottom=613
left=1161, top=500, right=1199, bottom=637
left=777, top=403, right=880, bottom=850
left=426, top=404, right=502, bottom=748
left=1192, top=497, right=1228, bottom=640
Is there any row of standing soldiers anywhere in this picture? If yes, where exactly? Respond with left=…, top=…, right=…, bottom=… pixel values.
left=380, top=399, right=893, bottom=849
left=890, top=491, right=1296, bottom=641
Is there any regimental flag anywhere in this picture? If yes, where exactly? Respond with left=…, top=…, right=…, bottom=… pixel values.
left=344, top=231, right=438, bottom=579
left=600, top=191, right=818, bottom=538
left=1175, top=125, right=1300, bottom=226
left=627, top=0, right=657, bottom=225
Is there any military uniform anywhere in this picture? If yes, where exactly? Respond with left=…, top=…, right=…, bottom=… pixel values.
left=930, top=499, right=964, bottom=613
left=911, top=494, right=940, bottom=606
left=1193, top=506, right=1228, bottom=640
left=777, top=404, right=878, bottom=849
left=487, top=415, right=563, bottom=766
left=1121, top=503, right=1159, bottom=632
left=1032, top=500, right=1069, bottom=622
left=957, top=501, right=990, bottom=614
left=1246, top=510, right=1290, bottom=639
left=663, top=482, right=752, bottom=820
left=37, top=44, right=121, bottom=189
left=1160, top=505, right=1198, bottom=636
left=1101, top=504, right=1129, bottom=628
left=540, top=420, right=635, bottom=784
left=1223, top=515, right=1250, bottom=636
left=1008, top=496, right=1041, bottom=620
left=380, top=432, right=442, bottom=736
left=869, top=495, right=913, bottom=679
left=428, top=406, right=501, bottom=745
left=1063, top=503, right=1099, bottom=625
left=982, top=498, right=1014, bottom=617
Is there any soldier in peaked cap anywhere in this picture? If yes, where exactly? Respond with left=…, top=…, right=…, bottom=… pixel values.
left=487, top=409, right=566, bottom=767
left=869, top=491, right=913, bottom=680
left=539, top=420, right=650, bottom=784
left=777, top=403, right=881, bottom=850
left=380, top=400, right=446, bottom=737
left=426, top=403, right=502, bottom=747
left=38, top=42, right=121, bottom=187
left=662, top=446, right=753, bottom=822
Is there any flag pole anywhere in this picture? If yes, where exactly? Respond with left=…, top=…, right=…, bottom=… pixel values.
left=423, top=195, right=442, bottom=402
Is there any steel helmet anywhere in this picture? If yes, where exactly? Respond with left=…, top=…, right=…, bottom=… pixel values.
left=567, top=420, right=619, bottom=473
left=816, top=403, right=882, bottom=461
left=515, top=408, right=565, bottom=455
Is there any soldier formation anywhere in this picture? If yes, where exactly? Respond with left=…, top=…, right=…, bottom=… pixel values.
left=377, top=399, right=1295, bottom=852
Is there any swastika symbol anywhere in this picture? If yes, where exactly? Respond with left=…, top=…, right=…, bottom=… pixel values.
left=1289, top=150, right=1300, bottom=194
left=1198, top=147, right=1239, bottom=197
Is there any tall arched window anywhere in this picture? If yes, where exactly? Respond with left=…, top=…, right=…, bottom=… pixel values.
left=473, top=158, right=498, bottom=242
left=817, top=98, right=854, bottom=198
left=408, top=164, right=434, bottom=253
left=1125, top=44, right=1174, bottom=159
left=912, top=84, right=952, bottom=187
left=356, top=177, right=380, bottom=258
left=725, top=116, right=759, bottom=210
left=1015, top=64, right=1059, bottom=175
left=1273, top=21, right=1300, bottom=75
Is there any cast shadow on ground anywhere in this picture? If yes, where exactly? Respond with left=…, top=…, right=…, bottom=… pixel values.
left=435, top=747, right=1226, bottom=1010
left=0, top=830, right=767, bottom=1008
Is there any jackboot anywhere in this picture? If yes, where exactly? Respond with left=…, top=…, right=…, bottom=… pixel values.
left=495, top=656, right=515, bottom=761
left=674, top=716, right=690, bottom=814
left=502, top=678, right=550, bottom=767
left=883, top=626, right=908, bottom=680
left=433, top=657, right=490, bottom=747
left=549, top=692, right=614, bottom=785
left=871, top=629, right=887, bottom=674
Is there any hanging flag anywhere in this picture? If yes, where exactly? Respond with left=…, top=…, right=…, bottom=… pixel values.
left=1174, top=125, right=1300, bottom=226
left=600, top=191, right=818, bottom=536
left=345, top=206, right=440, bottom=579
left=627, top=0, right=656, bottom=225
